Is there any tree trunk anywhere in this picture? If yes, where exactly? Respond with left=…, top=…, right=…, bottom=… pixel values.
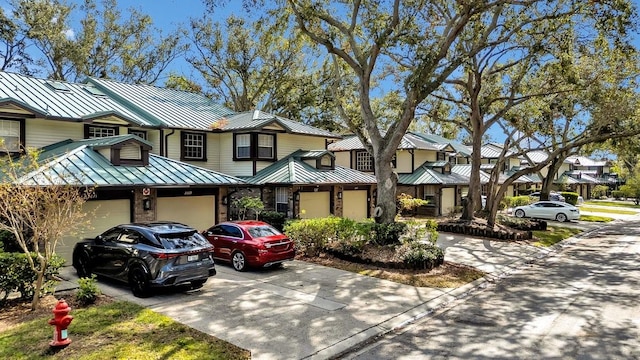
left=30, top=257, right=46, bottom=311
left=462, top=136, right=483, bottom=220
left=374, top=159, right=398, bottom=223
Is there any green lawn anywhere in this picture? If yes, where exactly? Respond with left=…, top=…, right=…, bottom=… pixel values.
left=532, top=226, right=583, bottom=247
left=579, top=214, right=614, bottom=222
left=584, top=200, right=640, bottom=209
left=579, top=205, right=639, bottom=215
left=0, top=301, right=249, bottom=360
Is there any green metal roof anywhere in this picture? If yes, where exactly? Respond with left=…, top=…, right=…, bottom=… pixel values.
left=86, top=77, right=233, bottom=130
left=409, top=132, right=472, bottom=156
left=15, top=137, right=244, bottom=187
left=246, top=150, right=376, bottom=185
left=0, top=71, right=153, bottom=126
left=399, top=163, right=475, bottom=185
left=223, top=110, right=341, bottom=138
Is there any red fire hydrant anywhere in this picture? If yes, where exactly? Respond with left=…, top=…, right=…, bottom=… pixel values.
left=48, top=299, right=73, bottom=347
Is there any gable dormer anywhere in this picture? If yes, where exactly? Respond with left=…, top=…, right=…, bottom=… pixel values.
left=296, top=150, right=336, bottom=170
left=91, top=135, right=152, bottom=166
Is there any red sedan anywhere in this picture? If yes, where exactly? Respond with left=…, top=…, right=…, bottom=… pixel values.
left=203, top=221, right=295, bottom=271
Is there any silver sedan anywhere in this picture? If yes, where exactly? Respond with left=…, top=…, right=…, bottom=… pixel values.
left=513, top=201, right=580, bottom=222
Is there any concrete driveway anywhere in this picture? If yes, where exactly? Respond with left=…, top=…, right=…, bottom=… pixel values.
left=56, top=219, right=607, bottom=359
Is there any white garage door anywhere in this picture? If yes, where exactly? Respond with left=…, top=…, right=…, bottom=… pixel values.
left=299, top=192, right=330, bottom=219
left=59, top=199, right=131, bottom=264
left=343, top=190, right=368, bottom=220
left=157, top=195, right=215, bottom=232
left=441, top=188, right=456, bottom=216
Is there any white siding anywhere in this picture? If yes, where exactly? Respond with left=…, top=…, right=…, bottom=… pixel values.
left=277, top=133, right=326, bottom=158
left=395, top=150, right=413, bottom=173
left=413, top=150, right=437, bottom=168
left=334, top=151, right=350, bottom=168
left=25, top=118, right=83, bottom=149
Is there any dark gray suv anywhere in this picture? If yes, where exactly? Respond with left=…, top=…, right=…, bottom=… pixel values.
left=72, top=222, right=215, bottom=297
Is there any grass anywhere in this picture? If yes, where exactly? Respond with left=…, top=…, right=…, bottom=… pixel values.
left=0, top=300, right=250, bottom=360
left=579, top=205, right=638, bottom=215
left=532, top=226, right=583, bottom=247
left=579, top=214, right=614, bottom=222
left=584, top=200, right=640, bottom=209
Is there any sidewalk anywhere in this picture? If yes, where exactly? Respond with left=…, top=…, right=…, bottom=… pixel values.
left=54, top=227, right=572, bottom=360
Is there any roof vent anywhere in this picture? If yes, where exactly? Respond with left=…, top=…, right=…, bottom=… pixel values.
left=83, top=86, right=107, bottom=97
left=252, top=110, right=260, bottom=120
left=45, top=81, right=71, bottom=92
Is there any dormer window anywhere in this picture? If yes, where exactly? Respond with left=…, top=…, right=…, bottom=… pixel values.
left=128, top=129, right=147, bottom=140
left=85, top=124, right=119, bottom=138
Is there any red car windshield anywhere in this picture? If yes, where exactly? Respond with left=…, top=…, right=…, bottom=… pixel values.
left=247, top=225, right=282, bottom=238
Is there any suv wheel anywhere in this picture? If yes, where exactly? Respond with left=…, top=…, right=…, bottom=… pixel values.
left=129, top=267, right=151, bottom=298
left=75, top=252, right=92, bottom=278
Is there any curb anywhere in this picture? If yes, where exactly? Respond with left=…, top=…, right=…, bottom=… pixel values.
left=315, top=226, right=605, bottom=360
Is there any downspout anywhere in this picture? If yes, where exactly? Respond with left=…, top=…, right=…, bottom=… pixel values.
left=163, top=129, right=175, bottom=157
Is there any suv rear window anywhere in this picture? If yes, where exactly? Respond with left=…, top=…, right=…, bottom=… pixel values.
left=157, top=231, right=210, bottom=249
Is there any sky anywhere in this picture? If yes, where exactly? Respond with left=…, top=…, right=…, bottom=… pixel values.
left=4, top=0, right=640, bottom=145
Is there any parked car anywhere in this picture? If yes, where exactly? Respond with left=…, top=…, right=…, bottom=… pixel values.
left=72, top=222, right=216, bottom=298
left=529, top=191, right=566, bottom=202
left=203, top=220, right=295, bottom=271
left=513, top=201, right=580, bottom=222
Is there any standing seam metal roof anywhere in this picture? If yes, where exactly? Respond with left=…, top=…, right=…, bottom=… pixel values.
left=0, top=72, right=153, bottom=125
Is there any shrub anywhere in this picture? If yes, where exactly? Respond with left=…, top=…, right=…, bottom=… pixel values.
left=366, top=222, right=408, bottom=246
left=394, top=240, right=444, bottom=269
left=234, top=196, right=265, bottom=220
left=611, top=190, right=625, bottom=199
left=591, top=185, right=609, bottom=199
left=284, top=217, right=340, bottom=256
left=397, top=193, right=429, bottom=215
left=0, top=251, right=64, bottom=303
left=259, top=211, right=287, bottom=231
left=504, top=196, right=532, bottom=208
left=560, top=192, right=580, bottom=205
left=76, top=274, right=101, bottom=305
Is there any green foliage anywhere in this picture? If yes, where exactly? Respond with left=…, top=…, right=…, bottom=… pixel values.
left=234, top=196, right=265, bottom=220
left=394, top=240, right=444, bottom=269
left=0, top=251, right=63, bottom=303
left=76, top=274, right=101, bottom=306
left=504, top=196, right=533, bottom=208
left=591, top=185, right=609, bottom=199
left=559, top=192, right=580, bottom=205
left=366, top=222, right=408, bottom=246
left=611, top=190, right=625, bottom=199
left=397, top=193, right=429, bottom=214
left=259, top=211, right=287, bottom=231
left=283, top=217, right=337, bottom=256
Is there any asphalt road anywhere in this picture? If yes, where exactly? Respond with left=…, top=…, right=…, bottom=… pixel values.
left=342, top=220, right=640, bottom=360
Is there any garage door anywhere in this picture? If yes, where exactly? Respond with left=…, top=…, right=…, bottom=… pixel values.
left=342, top=190, right=368, bottom=220
left=157, top=196, right=215, bottom=232
left=299, top=192, right=330, bottom=219
left=59, top=199, right=131, bottom=264
left=441, top=188, right=456, bottom=216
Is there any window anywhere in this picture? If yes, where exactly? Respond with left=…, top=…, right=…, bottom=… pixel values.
left=128, top=129, right=147, bottom=140
left=356, top=150, right=373, bottom=172
left=236, top=134, right=251, bottom=159
left=233, top=133, right=276, bottom=160
left=86, top=125, right=118, bottom=138
left=437, top=152, right=446, bottom=161
left=0, top=119, right=22, bottom=152
left=181, top=132, right=206, bottom=161
left=257, top=134, right=274, bottom=158
left=275, top=187, right=288, bottom=213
